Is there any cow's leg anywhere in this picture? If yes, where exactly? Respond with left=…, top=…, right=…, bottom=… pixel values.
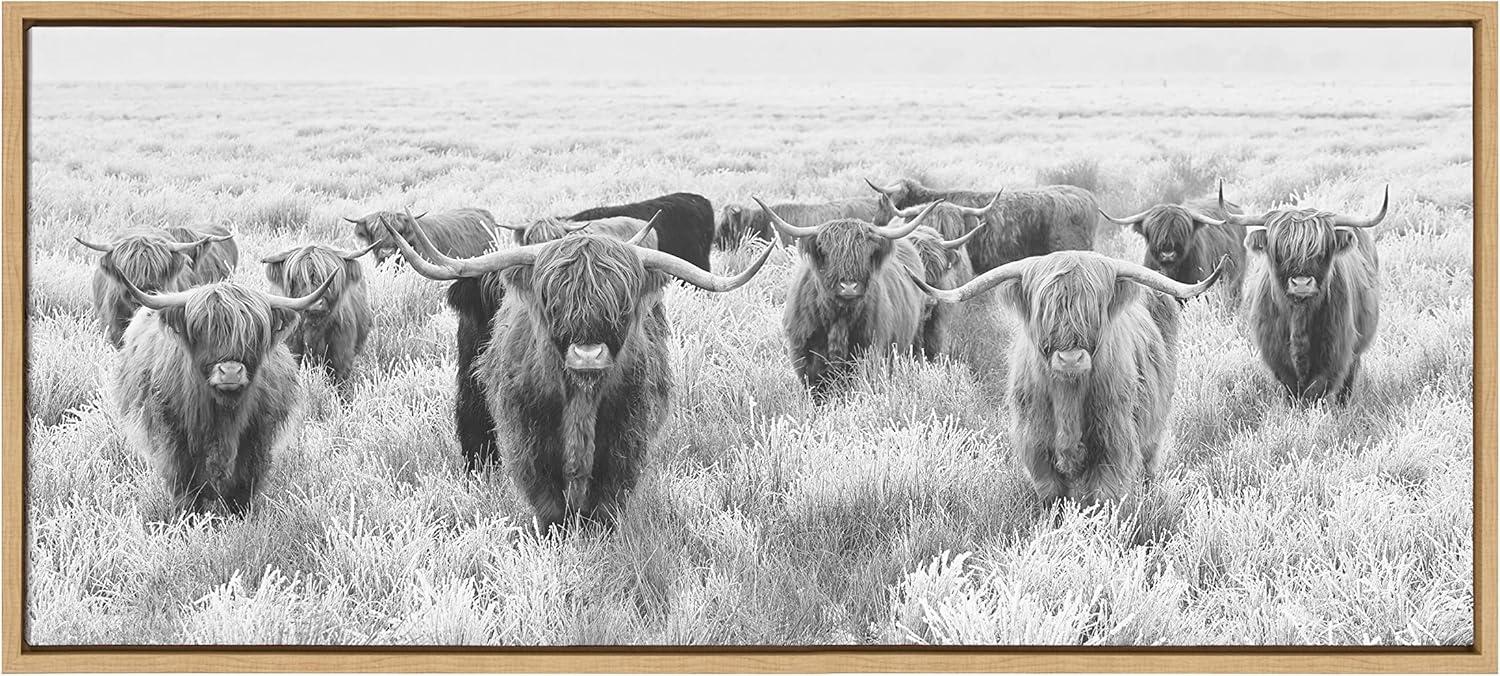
left=1335, top=356, right=1362, bottom=405
left=456, top=366, right=500, bottom=471
left=920, top=311, right=945, bottom=361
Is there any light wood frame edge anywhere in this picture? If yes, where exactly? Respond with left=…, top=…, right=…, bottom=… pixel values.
left=1, top=2, right=1493, bottom=673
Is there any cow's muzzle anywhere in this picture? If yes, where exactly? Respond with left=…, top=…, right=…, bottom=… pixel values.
left=1287, top=276, right=1318, bottom=299
left=1049, top=348, right=1093, bottom=376
left=835, top=280, right=866, bottom=300
left=209, top=361, right=250, bottom=393
left=1156, top=251, right=1178, bottom=263
left=565, top=343, right=613, bottom=372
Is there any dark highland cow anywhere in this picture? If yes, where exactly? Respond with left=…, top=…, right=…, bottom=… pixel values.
left=435, top=212, right=659, bottom=471
left=1101, top=195, right=1248, bottom=306
left=565, top=192, right=714, bottom=271
left=347, top=208, right=498, bottom=265
left=867, top=177, right=1098, bottom=274
left=76, top=225, right=238, bottom=348
left=1224, top=182, right=1386, bottom=403
left=385, top=217, right=771, bottom=532
left=113, top=273, right=334, bottom=514
left=913, top=250, right=1226, bottom=504
left=717, top=197, right=881, bottom=249
left=906, top=222, right=985, bottom=359
left=261, top=241, right=380, bottom=395
left=754, top=196, right=942, bottom=399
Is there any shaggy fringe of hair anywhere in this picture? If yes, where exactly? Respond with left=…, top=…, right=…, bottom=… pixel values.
left=268, top=246, right=359, bottom=303
left=1028, top=258, right=1114, bottom=355
left=806, top=219, right=891, bottom=282
left=1265, top=209, right=1340, bottom=271
left=182, top=284, right=275, bottom=359
left=534, top=236, right=647, bottom=340
left=103, top=237, right=190, bottom=292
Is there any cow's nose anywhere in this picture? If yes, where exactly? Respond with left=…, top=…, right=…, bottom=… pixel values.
left=1157, top=251, right=1177, bottom=262
left=210, top=361, right=249, bottom=391
left=1287, top=276, right=1318, bottom=298
left=1050, top=348, right=1093, bottom=376
left=836, top=281, right=864, bottom=299
left=565, top=343, right=613, bottom=372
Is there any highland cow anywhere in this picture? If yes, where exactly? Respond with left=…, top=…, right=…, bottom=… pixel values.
left=717, top=197, right=881, bottom=249
left=565, top=192, right=714, bottom=271
left=76, top=225, right=238, bottom=348
left=113, top=273, right=334, bottom=514
left=347, top=208, right=497, bottom=265
left=913, top=250, right=1226, bottom=504
left=436, top=211, right=659, bottom=471
left=1224, top=182, right=1386, bottom=403
left=867, top=178, right=1098, bottom=274
left=261, top=241, right=380, bottom=395
left=385, top=217, right=772, bottom=532
left=755, top=196, right=942, bottom=399
left=1101, top=196, right=1248, bottom=306
left=906, top=222, right=985, bottom=359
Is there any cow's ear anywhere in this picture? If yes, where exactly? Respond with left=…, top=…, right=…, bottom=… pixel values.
left=1244, top=228, right=1267, bottom=252
left=1333, top=227, right=1359, bottom=254
left=157, top=306, right=188, bottom=338
left=1108, top=279, right=1142, bottom=319
left=269, top=307, right=301, bottom=343
left=997, top=279, right=1027, bottom=318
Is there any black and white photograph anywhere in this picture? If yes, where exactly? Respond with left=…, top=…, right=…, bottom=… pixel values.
left=23, top=23, right=1475, bottom=646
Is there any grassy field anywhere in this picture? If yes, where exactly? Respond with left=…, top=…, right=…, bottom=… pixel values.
left=24, top=78, right=1474, bottom=645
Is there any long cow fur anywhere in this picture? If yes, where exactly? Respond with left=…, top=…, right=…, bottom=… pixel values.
left=565, top=192, right=714, bottom=271
left=261, top=245, right=375, bottom=395
left=86, top=225, right=238, bottom=348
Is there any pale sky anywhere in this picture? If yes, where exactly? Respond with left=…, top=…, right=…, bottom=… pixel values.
left=29, top=27, right=1471, bottom=84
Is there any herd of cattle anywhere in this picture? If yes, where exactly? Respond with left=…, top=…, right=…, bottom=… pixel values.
left=69, top=177, right=1390, bottom=531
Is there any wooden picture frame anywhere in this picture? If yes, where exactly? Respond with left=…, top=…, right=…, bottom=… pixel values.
left=2, top=1, right=1494, bottom=672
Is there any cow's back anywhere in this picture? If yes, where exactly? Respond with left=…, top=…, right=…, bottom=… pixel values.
left=164, top=225, right=237, bottom=286
left=567, top=193, right=713, bottom=271
left=969, top=186, right=1098, bottom=273
left=422, top=209, right=499, bottom=259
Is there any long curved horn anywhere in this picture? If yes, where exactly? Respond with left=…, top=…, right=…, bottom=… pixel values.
left=952, top=191, right=1002, bottom=219
left=267, top=274, right=339, bottom=312
left=1331, top=184, right=1390, bottom=229
left=343, top=217, right=362, bottom=225
left=910, top=256, right=1033, bottom=304
left=752, top=197, right=821, bottom=239
left=411, top=211, right=428, bottom=220
left=259, top=247, right=299, bottom=264
left=864, top=177, right=894, bottom=196
left=113, top=273, right=196, bottom=311
left=496, top=221, right=528, bottom=231
left=627, top=211, right=661, bottom=246
left=74, top=236, right=117, bottom=253
left=940, top=222, right=987, bottom=250
left=1183, top=207, right=1226, bottom=227
left=873, top=199, right=944, bottom=239
left=385, top=210, right=539, bottom=280
left=1099, top=207, right=1152, bottom=226
left=1114, top=255, right=1227, bottom=299
left=640, top=241, right=774, bottom=292
left=338, top=239, right=382, bottom=260
left=563, top=221, right=591, bottom=233
left=165, top=235, right=218, bottom=254
left=1219, top=179, right=1266, bottom=226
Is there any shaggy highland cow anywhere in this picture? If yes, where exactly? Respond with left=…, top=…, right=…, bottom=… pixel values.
left=385, top=217, right=772, bottom=532
left=436, top=212, right=659, bottom=470
left=913, top=250, right=1226, bottom=504
left=1101, top=195, right=1248, bottom=305
left=76, top=225, right=238, bottom=348
left=754, top=196, right=942, bottom=399
left=867, top=177, right=1098, bottom=274
left=261, top=241, right=380, bottom=395
left=347, top=208, right=498, bottom=265
left=113, top=273, right=334, bottom=514
left=565, top=192, right=714, bottom=271
left=906, top=222, right=985, bottom=359
left=1224, top=182, right=1386, bottom=403
left=717, top=197, right=881, bottom=249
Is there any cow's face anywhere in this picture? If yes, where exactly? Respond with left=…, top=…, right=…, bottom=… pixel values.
left=1006, top=255, right=1138, bottom=379
left=156, top=284, right=298, bottom=402
left=264, top=247, right=357, bottom=319
left=1136, top=206, right=1198, bottom=270
left=517, top=218, right=576, bottom=247
left=103, top=237, right=194, bottom=294
left=511, top=236, right=661, bottom=382
left=352, top=213, right=403, bottom=264
left=907, top=228, right=963, bottom=285
left=1246, top=209, right=1356, bottom=303
left=802, top=220, right=896, bottom=303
